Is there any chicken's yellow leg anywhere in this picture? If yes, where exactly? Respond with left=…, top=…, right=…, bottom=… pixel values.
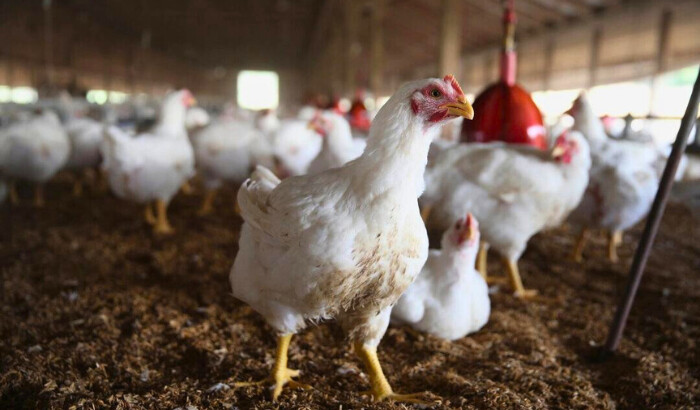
left=502, top=257, right=538, bottom=299
left=571, top=228, right=589, bottom=263
left=72, top=175, right=83, bottom=197
left=354, top=342, right=436, bottom=404
left=234, top=195, right=241, bottom=215
left=608, top=230, right=622, bottom=263
left=153, top=199, right=174, bottom=234
left=197, top=189, right=217, bottom=216
left=479, top=243, right=507, bottom=285
left=96, top=168, right=109, bottom=192
left=144, top=202, right=156, bottom=225
left=477, top=241, right=489, bottom=280
left=9, top=181, right=19, bottom=205
left=180, top=180, right=194, bottom=195
left=234, top=334, right=311, bottom=401
left=33, top=184, right=45, bottom=208
left=419, top=204, right=432, bottom=224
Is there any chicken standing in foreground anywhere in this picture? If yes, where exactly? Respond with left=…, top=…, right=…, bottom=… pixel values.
left=101, top=90, right=196, bottom=234
left=392, top=213, right=490, bottom=340
left=421, top=132, right=590, bottom=298
left=230, top=76, right=473, bottom=402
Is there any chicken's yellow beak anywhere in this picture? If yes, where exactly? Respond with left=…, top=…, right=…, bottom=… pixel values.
left=186, top=96, right=197, bottom=107
left=551, top=145, right=566, bottom=158
left=460, top=223, right=477, bottom=243
left=441, top=96, right=474, bottom=120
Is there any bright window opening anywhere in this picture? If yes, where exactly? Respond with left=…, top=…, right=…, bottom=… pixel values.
left=11, top=87, right=38, bottom=104
left=0, top=86, right=11, bottom=103
left=237, top=70, right=279, bottom=110
left=109, top=91, right=128, bottom=104
left=87, top=90, right=109, bottom=105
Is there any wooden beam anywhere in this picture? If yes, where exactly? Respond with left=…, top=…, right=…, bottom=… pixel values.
left=370, top=0, right=385, bottom=96
left=438, top=0, right=462, bottom=77
left=588, top=26, right=602, bottom=87
left=305, top=0, right=337, bottom=60
left=343, top=0, right=360, bottom=95
left=655, top=8, right=673, bottom=74
left=543, top=35, right=555, bottom=90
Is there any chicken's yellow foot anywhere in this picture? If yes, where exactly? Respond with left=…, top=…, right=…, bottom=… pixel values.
left=144, top=203, right=156, bottom=225
left=502, top=257, right=538, bottom=299
left=153, top=199, right=174, bottom=234
left=234, top=334, right=311, bottom=401
left=33, top=184, right=45, bottom=208
left=571, top=228, right=589, bottom=263
left=197, top=189, right=217, bottom=216
left=477, top=241, right=489, bottom=280
left=608, top=230, right=622, bottom=263
left=354, top=342, right=438, bottom=405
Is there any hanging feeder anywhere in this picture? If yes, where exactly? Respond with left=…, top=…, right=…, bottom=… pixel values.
left=461, top=0, right=547, bottom=149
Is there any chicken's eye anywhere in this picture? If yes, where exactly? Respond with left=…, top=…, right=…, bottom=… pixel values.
left=430, top=89, right=442, bottom=98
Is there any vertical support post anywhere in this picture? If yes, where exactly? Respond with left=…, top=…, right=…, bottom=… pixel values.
left=602, top=68, right=700, bottom=356
left=650, top=9, right=673, bottom=115
left=439, top=0, right=462, bottom=77
left=588, top=27, right=602, bottom=88
left=343, top=0, right=359, bottom=96
left=42, top=0, right=54, bottom=88
left=370, top=0, right=385, bottom=97
left=543, top=36, right=555, bottom=91
left=499, top=0, right=516, bottom=85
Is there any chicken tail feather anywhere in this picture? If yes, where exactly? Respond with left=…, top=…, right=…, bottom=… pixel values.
left=237, top=165, right=281, bottom=232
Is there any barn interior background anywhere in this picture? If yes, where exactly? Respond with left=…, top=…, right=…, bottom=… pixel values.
left=1, top=0, right=699, bottom=408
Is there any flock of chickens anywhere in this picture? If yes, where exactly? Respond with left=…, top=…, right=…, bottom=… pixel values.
left=0, top=75, right=682, bottom=404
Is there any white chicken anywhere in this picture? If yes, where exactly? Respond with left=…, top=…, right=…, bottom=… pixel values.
left=230, top=76, right=473, bottom=402
left=567, top=92, right=662, bottom=262
left=421, top=132, right=591, bottom=298
left=307, top=111, right=366, bottom=174
left=297, top=105, right=318, bottom=121
left=255, top=109, right=281, bottom=138
left=64, top=117, right=105, bottom=195
left=271, top=119, right=322, bottom=177
left=391, top=213, right=490, bottom=340
left=101, top=89, right=196, bottom=234
left=194, top=119, right=267, bottom=215
left=185, top=107, right=211, bottom=134
left=0, top=111, right=70, bottom=206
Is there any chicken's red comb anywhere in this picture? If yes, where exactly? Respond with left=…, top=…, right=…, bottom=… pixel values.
left=443, top=75, right=465, bottom=97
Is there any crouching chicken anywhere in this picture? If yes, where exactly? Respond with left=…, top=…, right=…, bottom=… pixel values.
left=421, top=131, right=590, bottom=298
left=230, top=76, right=473, bottom=402
left=392, top=213, right=490, bottom=340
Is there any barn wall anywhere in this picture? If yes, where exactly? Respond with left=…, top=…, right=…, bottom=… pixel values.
left=459, top=0, right=700, bottom=94
left=0, top=2, right=229, bottom=102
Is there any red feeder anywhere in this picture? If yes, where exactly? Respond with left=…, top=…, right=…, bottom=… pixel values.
left=349, top=90, right=371, bottom=133
left=461, top=0, right=547, bottom=149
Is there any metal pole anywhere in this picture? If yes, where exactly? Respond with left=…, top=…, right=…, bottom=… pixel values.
left=602, top=68, right=700, bottom=356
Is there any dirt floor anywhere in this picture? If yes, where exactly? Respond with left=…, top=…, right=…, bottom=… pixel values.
left=1, top=175, right=699, bottom=409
